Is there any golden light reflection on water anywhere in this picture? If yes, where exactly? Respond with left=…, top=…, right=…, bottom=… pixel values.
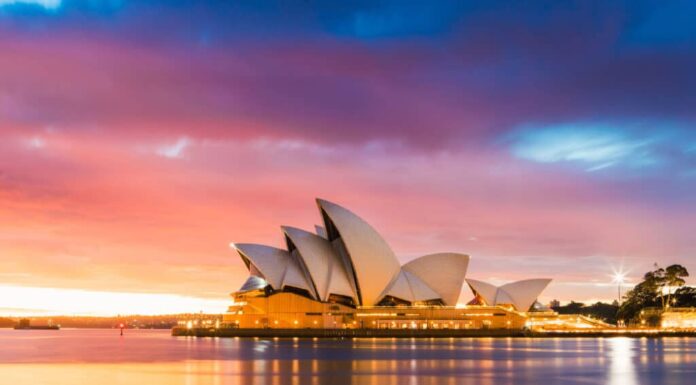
left=608, top=338, right=637, bottom=385
left=2, top=331, right=696, bottom=385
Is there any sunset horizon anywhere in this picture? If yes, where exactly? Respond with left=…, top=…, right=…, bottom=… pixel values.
left=1, top=192, right=690, bottom=317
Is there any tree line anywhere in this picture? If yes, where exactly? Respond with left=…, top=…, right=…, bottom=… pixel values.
left=552, top=264, right=694, bottom=325
left=618, top=264, right=694, bottom=322
left=552, top=301, right=619, bottom=324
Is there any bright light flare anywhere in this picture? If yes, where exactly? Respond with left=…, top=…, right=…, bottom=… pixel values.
left=612, top=271, right=627, bottom=285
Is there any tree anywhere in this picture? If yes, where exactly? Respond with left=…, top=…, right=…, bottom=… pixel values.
left=553, top=301, right=619, bottom=325
left=646, top=263, right=667, bottom=308
left=617, top=264, right=691, bottom=323
left=673, top=286, right=696, bottom=307
left=553, top=301, right=584, bottom=314
left=664, top=264, right=689, bottom=307
left=617, top=279, right=659, bottom=322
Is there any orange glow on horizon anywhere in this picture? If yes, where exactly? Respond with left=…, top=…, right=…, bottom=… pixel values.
left=0, top=285, right=229, bottom=317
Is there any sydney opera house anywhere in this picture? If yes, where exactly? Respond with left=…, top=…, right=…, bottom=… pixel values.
left=223, top=199, right=603, bottom=331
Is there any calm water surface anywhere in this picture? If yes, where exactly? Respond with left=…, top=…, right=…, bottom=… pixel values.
left=1, top=329, right=695, bottom=385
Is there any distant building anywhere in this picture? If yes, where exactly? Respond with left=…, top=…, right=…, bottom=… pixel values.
left=549, top=299, right=561, bottom=308
left=661, top=308, right=696, bottom=329
left=639, top=307, right=696, bottom=329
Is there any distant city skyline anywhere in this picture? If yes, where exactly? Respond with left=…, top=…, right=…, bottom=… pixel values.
left=1, top=1, right=695, bottom=316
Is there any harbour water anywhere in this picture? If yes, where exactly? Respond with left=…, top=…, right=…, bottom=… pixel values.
left=1, top=329, right=695, bottom=384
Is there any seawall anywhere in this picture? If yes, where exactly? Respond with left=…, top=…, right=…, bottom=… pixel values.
left=172, top=327, right=524, bottom=338
left=172, top=327, right=696, bottom=338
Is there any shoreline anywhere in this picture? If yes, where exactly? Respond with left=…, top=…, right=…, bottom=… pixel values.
left=171, top=327, right=696, bottom=339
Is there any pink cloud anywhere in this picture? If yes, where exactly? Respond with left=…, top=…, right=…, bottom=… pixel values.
left=1, top=24, right=695, bottom=309
left=1, top=128, right=694, bottom=305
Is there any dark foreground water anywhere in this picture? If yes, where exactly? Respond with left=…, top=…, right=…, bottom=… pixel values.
left=1, top=329, right=695, bottom=385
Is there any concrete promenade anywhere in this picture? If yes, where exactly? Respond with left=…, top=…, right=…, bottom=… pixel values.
left=172, top=327, right=696, bottom=338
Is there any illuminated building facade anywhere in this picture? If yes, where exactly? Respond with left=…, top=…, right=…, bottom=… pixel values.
left=660, top=308, right=696, bottom=329
left=637, top=307, right=696, bottom=329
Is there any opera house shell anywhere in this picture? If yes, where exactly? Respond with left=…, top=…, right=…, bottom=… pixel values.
left=222, top=198, right=572, bottom=331
left=466, top=279, right=552, bottom=312
left=233, top=199, right=470, bottom=307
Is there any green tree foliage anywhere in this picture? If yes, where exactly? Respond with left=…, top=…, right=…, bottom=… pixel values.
left=617, top=279, right=660, bottom=322
left=553, top=301, right=619, bottom=325
left=672, top=286, right=696, bottom=307
left=617, top=264, right=690, bottom=322
left=665, top=264, right=689, bottom=306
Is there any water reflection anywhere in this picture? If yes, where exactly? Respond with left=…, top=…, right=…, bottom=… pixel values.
left=1, top=330, right=695, bottom=385
left=608, top=338, right=637, bottom=385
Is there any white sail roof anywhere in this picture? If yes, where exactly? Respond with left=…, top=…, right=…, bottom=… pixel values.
left=314, top=225, right=327, bottom=239
left=465, top=279, right=498, bottom=305
left=234, top=243, right=315, bottom=298
left=403, top=253, right=469, bottom=305
left=404, top=271, right=441, bottom=302
left=466, top=278, right=551, bottom=311
left=381, top=271, right=414, bottom=302
left=316, top=199, right=401, bottom=306
left=500, top=279, right=552, bottom=312
left=282, top=226, right=356, bottom=302
left=380, top=270, right=441, bottom=304
left=238, top=275, right=268, bottom=292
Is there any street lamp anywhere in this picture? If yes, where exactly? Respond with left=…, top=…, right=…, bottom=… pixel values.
left=612, top=271, right=627, bottom=305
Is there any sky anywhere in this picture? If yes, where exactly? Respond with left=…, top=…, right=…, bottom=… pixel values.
left=1, top=0, right=695, bottom=316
